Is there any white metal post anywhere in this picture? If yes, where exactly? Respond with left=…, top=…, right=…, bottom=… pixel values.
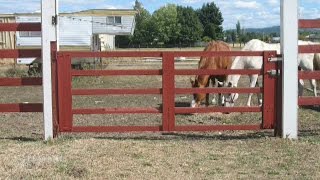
left=42, top=0, right=58, bottom=140
left=280, top=0, right=298, bottom=139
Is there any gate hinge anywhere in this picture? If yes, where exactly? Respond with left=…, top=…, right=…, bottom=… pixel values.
left=267, top=69, right=281, bottom=77
left=52, top=15, right=58, bottom=25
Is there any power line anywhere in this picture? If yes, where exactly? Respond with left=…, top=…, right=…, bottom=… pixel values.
left=63, top=16, right=124, bottom=28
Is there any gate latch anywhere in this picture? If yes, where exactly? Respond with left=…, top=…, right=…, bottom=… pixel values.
left=52, top=15, right=58, bottom=25
left=267, top=69, right=280, bottom=77
left=268, top=57, right=282, bottom=62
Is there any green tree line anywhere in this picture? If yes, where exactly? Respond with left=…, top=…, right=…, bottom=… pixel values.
left=116, top=0, right=224, bottom=48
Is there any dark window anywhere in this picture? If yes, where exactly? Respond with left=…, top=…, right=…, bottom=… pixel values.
left=115, top=16, right=121, bottom=24
left=107, top=16, right=122, bottom=25
left=107, top=16, right=114, bottom=24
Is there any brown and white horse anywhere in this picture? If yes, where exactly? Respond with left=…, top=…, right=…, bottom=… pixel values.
left=190, top=41, right=233, bottom=108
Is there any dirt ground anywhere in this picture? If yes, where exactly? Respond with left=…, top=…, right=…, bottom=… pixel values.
left=0, top=57, right=320, bottom=179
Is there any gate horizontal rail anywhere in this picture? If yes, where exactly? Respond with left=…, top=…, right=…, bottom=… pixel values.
left=72, top=69, right=162, bottom=76
left=0, top=78, right=42, bottom=86
left=175, top=107, right=262, bottom=114
left=0, top=23, right=41, bottom=31
left=0, top=49, right=42, bottom=58
left=299, top=97, right=320, bottom=106
left=299, top=45, right=320, bottom=53
left=72, top=126, right=162, bottom=133
left=299, top=71, right=320, bottom=79
left=59, top=51, right=266, bottom=58
left=174, top=124, right=262, bottom=131
left=0, top=103, right=43, bottom=112
left=72, top=107, right=161, bottom=114
left=72, top=87, right=261, bottom=96
left=72, top=69, right=262, bottom=76
left=299, top=19, right=320, bottom=28
left=175, top=87, right=262, bottom=94
left=72, top=88, right=162, bottom=95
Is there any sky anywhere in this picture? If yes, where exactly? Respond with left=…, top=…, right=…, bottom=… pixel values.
left=0, top=0, right=319, bottom=29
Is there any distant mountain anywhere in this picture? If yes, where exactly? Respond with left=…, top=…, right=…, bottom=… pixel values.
left=225, top=26, right=280, bottom=34
left=245, top=26, right=280, bottom=34
left=226, top=25, right=319, bottom=34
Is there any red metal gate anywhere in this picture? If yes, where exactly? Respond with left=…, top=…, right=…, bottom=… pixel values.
left=55, top=50, right=280, bottom=134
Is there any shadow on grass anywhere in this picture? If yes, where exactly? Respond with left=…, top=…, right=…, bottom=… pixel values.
left=0, top=136, right=40, bottom=142
left=299, top=129, right=320, bottom=137
left=91, top=131, right=274, bottom=141
left=300, top=105, right=320, bottom=112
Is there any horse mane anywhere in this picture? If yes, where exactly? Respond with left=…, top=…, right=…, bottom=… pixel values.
left=204, top=41, right=231, bottom=52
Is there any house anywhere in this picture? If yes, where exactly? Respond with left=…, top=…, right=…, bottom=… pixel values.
left=0, top=14, right=16, bottom=65
left=0, top=9, right=136, bottom=65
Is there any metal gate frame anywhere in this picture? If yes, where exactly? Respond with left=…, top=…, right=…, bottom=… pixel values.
left=55, top=50, right=280, bottom=134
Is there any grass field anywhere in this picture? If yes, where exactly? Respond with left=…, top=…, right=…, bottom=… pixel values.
left=0, top=50, right=320, bottom=179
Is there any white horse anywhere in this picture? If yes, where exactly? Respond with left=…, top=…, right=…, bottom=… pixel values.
left=225, top=39, right=318, bottom=107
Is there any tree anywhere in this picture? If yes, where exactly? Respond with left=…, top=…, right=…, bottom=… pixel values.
left=197, top=2, right=224, bottom=40
left=236, top=20, right=241, bottom=38
left=131, top=0, right=152, bottom=45
left=151, top=4, right=180, bottom=45
left=177, top=6, right=203, bottom=44
left=231, top=30, right=236, bottom=47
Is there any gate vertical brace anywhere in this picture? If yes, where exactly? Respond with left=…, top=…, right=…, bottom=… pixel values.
left=262, top=51, right=278, bottom=129
left=51, top=41, right=59, bottom=137
left=275, top=61, right=283, bottom=136
left=162, top=53, right=175, bottom=132
left=57, top=53, right=73, bottom=132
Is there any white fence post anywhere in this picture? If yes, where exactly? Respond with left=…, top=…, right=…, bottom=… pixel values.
left=280, top=0, right=298, bottom=139
left=42, top=0, right=58, bottom=140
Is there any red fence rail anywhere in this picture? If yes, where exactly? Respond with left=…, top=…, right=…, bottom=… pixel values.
left=0, top=22, right=43, bottom=113
left=299, top=19, right=320, bottom=29
left=56, top=50, right=279, bottom=133
left=298, top=19, right=320, bottom=106
left=0, top=23, right=41, bottom=31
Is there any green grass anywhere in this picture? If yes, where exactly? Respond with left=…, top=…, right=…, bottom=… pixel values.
left=0, top=57, right=319, bottom=179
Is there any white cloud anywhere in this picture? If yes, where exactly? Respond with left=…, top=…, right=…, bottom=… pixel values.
left=234, top=0, right=260, bottom=9
left=0, top=0, right=319, bottom=29
left=268, top=0, right=279, bottom=6
left=181, top=0, right=202, bottom=4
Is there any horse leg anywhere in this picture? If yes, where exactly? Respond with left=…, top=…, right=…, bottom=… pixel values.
left=247, top=75, right=259, bottom=107
left=211, top=78, right=217, bottom=105
left=205, top=78, right=211, bottom=107
left=217, top=80, right=224, bottom=106
left=255, top=79, right=263, bottom=106
left=298, top=79, right=304, bottom=97
left=310, top=79, right=318, bottom=97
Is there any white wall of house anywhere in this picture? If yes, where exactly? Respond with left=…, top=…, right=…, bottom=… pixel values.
left=99, top=34, right=115, bottom=50
left=92, top=16, right=135, bottom=35
left=59, top=16, right=92, bottom=46
left=16, top=16, right=92, bottom=47
left=16, top=16, right=42, bottom=47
